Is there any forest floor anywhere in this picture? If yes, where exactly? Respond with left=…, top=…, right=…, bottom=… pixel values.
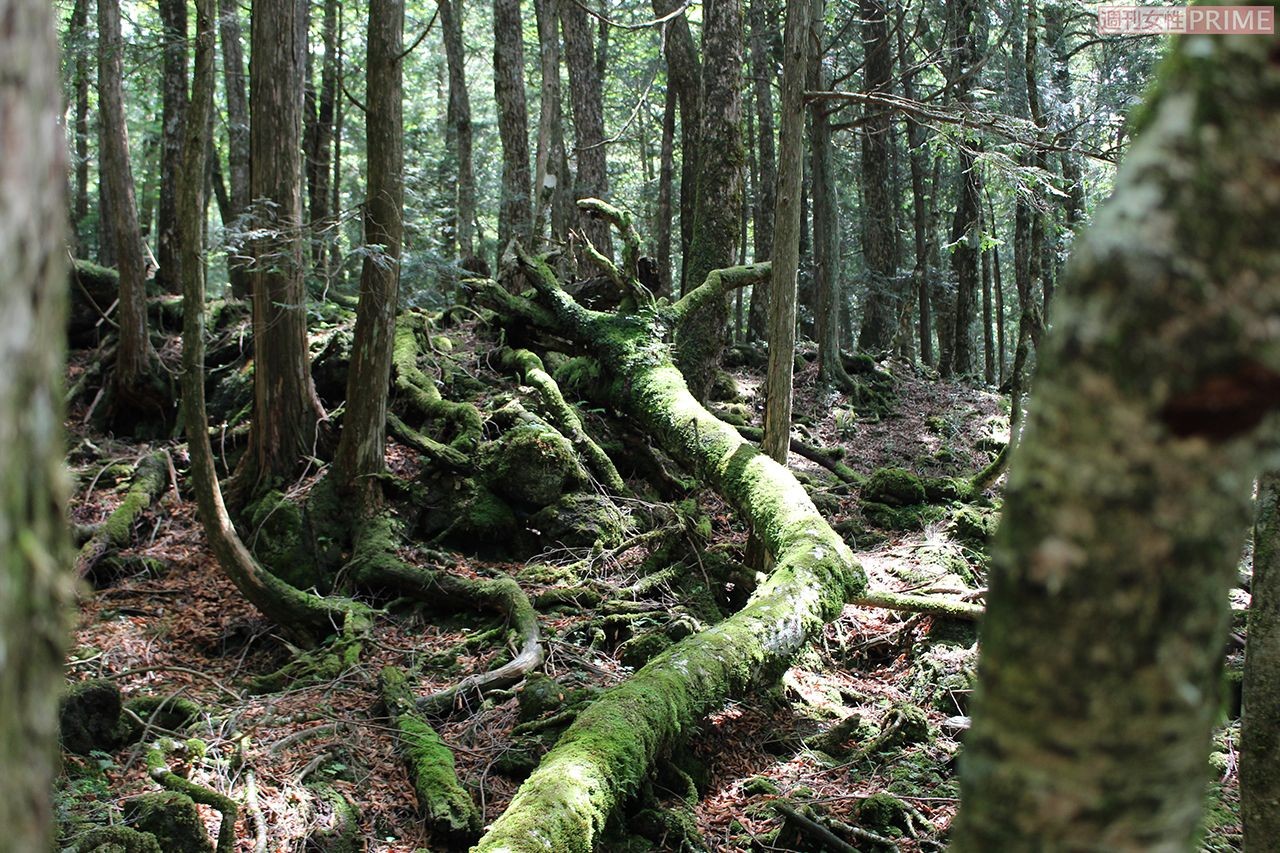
left=55, top=312, right=1246, bottom=852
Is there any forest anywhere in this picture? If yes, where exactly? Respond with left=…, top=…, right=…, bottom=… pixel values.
left=1, top=0, right=1278, bottom=850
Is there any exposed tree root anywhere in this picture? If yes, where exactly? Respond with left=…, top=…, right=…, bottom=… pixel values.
left=75, top=450, right=169, bottom=580
left=146, top=743, right=238, bottom=853
left=392, top=312, right=482, bottom=454
left=501, top=347, right=627, bottom=493
left=470, top=238, right=867, bottom=852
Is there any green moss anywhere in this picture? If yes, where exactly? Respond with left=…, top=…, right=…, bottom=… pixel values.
left=305, top=781, right=362, bottom=853
left=864, top=468, right=926, bottom=506
left=923, top=475, right=976, bottom=503
left=122, top=695, right=201, bottom=737
left=244, top=490, right=320, bottom=591
left=618, top=632, right=674, bottom=670
left=482, top=425, right=585, bottom=508
left=123, top=792, right=212, bottom=853
left=863, top=501, right=942, bottom=532
left=60, top=679, right=126, bottom=755
left=742, top=776, right=781, bottom=797
left=72, top=826, right=163, bottom=853
left=527, top=493, right=628, bottom=549
left=552, top=356, right=603, bottom=396
left=949, top=505, right=1000, bottom=547
left=857, top=792, right=913, bottom=835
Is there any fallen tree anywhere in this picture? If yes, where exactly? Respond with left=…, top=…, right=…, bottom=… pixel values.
left=469, top=213, right=869, bottom=851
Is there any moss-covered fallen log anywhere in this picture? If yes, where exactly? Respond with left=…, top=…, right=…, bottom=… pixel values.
left=470, top=222, right=868, bottom=852
left=392, top=312, right=482, bottom=455
left=75, top=450, right=169, bottom=579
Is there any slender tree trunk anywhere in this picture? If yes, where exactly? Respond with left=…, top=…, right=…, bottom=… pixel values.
left=334, top=0, right=404, bottom=504
left=654, top=82, right=676, bottom=297
left=653, top=0, right=701, bottom=292
left=746, top=0, right=776, bottom=341
left=241, top=0, right=326, bottom=490
left=855, top=0, right=897, bottom=353
left=494, top=0, right=532, bottom=255
left=157, top=0, right=188, bottom=293
left=438, top=0, right=476, bottom=262
left=69, top=0, right=91, bottom=253
left=898, top=21, right=931, bottom=367
left=307, top=0, right=339, bottom=275
left=561, top=0, right=612, bottom=262
left=1244, top=472, right=1280, bottom=848
left=763, top=0, right=809, bottom=464
left=980, top=177, right=995, bottom=385
left=947, top=1, right=980, bottom=377
left=954, top=27, right=1280, bottom=849
left=99, top=0, right=159, bottom=396
left=532, top=0, right=563, bottom=246
left=674, top=0, right=744, bottom=400
left=218, top=0, right=252, bottom=299
left=0, top=2, right=72, bottom=846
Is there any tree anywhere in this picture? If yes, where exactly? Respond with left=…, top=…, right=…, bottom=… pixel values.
left=532, top=0, right=567, bottom=245
left=157, top=0, right=188, bottom=293
left=953, top=26, right=1280, bottom=849
left=653, top=0, right=701, bottom=291
left=218, top=0, right=252, bottom=299
left=305, top=0, right=340, bottom=276
left=438, top=0, right=477, bottom=265
left=745, top=0, right=776, bottom=340
left=333, top=0, right=404, bottom=504
left=855, top=0, right=898, bottom=353
left=673, top=0, right=745, bottom=400
left=68, top=0, right=91, bottom=253
left=1243, top=472, right=1280, bottom=847
left=560, top=0, right=611, bottom=261
left=0, top=0, right=73, bottom=845
left=762, top=0, right=809, bottom=465
left=899, top=16, right=932, bottom=366
left=99, top=0, right=165, bottom=421
left=947, top=0, right=981, bottom=377
left=241, top=0, right=326, bottom=491
left=493, top=0, right=532, bottom=256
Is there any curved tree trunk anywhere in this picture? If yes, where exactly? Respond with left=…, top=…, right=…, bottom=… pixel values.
left=333, top=0, right=403, bottom=504
left=0, top=1, right=73, bottom=846
left=1243, top=472, right=1280, bottom=847
left=953, top=25, right=1280, bottom=850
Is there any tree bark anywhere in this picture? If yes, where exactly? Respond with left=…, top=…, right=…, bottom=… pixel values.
left=653, top=0, right=700, bottom=291
left=560, top=0, right=612, bottom=263
left=674, top=0, right=744, bottom=401
left=953, top=26, right=1280, bottom=849
left=98, top=0, right=160, bottom=399
left=306, top=0, right=339, bottom=276
left=947, top=0, right=980, bottom=377
left=532, top=0, right=564, bottom=246
left=1244, top=472, right=1280, bottom=847
left=69, top=0, right=91, bottom=253
left=157, top=0, right=188, bottom=294
left=333, top=0, right=404, bottom=505
left=494, top=0, right=532, bottom=255
left=438, top=0, right=476, bottom=262
left=218, top=0, right=252, bottom=299
left=980, top=177, right=994, bottom=385
left=898, top=20, right=932, bottom=367
left=654, top=82, right=676, bottom=297
left=855, top=0, right=898, bottom=353
left=746, top=0, right=776, bottom=341
left=0, top=2, right=73, bottom=846
left=242, top=0, right=326, bottom=490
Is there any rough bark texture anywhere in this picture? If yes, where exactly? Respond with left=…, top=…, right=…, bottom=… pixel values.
left=654, top=83, right=676, bottom=297
left=218, top=0, right=252, bottom=299
left=899, top=21, right=931, bottom=367
left=746, top=0, right=776, bottom=340
left=0, top=2, right=73, bottom=846
left=243, top=0, right=326, bottom=490
left=438, top=0, right=476, bottom=261
left=674, top=0, right=744, bottom=401
left=69, top=0, right=91, bottom=252
left=306, top=0, right=339, bottom=274
left=473, top=238, right=865, bottom=853
left=333, top=0, right=404, bottom=503
left=532, top=0, right=564, bottom=246
left=560, top=0, right=612, bottom=261
left=493, top=0, right=532, bottom=254
left=946, top=0, right=980, bottom=377
left=157, top=0, right=188, bottom=294
left=953, top=27, right=1280, bottom=850
left=762, top=0, right=809, bottom=465
left=653, top=0, right=700, bottom=291
left=180, top=0, right=359, bottom=644
left=98, top=0, right=158, bottom=394
left=855, top=0, right=898, bottom=353
left=1244, top=472, right=1280, bottom=847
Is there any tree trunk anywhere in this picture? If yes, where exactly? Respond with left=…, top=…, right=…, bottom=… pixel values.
left=0, top=2, right=73, bottom=846
left=855, top=0, right=898, bottom=353
left=980, top=177, right=994, bottom=385
left=898, top=19, right=931, bottom=367
left=438, top=0, right=476, bottom=262
left=746, top=0, right=776, bottom=341
left=654, top=82, right=676, bottom=297
left=333, top=0, right=403, bottom=504
left=762, top=0, right=809, bottom=464
left=242, top=0, right=326, bottom=490
left=494, top=0, right=532, bottom=256
left=98, top=0, right=159, bottom=397
left=953, top=27, right=1280, bottom=849
left=653, top=0, right=701, bottom=292
left=1244, top=472, right=1280, bottom=847
left=532, top=0, right=564, bottom=246
left=218, top=0, right=252, bottom=299
left=307, top=0, right=339, bottom=276
left=674, top=0, right=744, bottom=400
left=69, top=0, right=91, bottom=253
left=157, top=0, right=188, bottom=294
left=947, top=1, right=980, bottom=377
left=560, top=0, right=611, bottom=264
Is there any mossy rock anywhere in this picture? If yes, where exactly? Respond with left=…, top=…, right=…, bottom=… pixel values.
left=619, top=631, right=674, bottom=670
left=311, top=328, right=353, bottom=408
left=205, top=361, right=253, bottom=425
left=923, top=475, right=975, bottom=503
left=910, top=642, right=979, bottom=713
left=72, top=826, right=163, bottom=853
left=949, top=505, right=1000, bottom=547
left=121, top=695, right=201, bottom=739
left=517, top=674, right=570, bottom=723
left=304, top=781, right=362, bottom=853
left=864, top=468, right=926, bottom=506
left=527, top=492, right=628, bottom=549
left=243, top=489, right=321, bottom=591
left=857, top=792, right=914, bottom=835
left=708, top=370, right=743, bottom=403
left=481, top=425, right=585, bottom=508
left=742, top=776, right=781, bottom=797
left=60, top=679, right=126, bottom=755
left=630, top=804, right=710, bottom=853
left=123, top=792, right=213, bottom=853
left=862, top=501, right=941, bottom=532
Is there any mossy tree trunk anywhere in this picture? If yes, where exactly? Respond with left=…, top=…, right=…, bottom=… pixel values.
left=1244, top=472, right=1280, bottom=847
left=953, top=26, right=1280, bottom=850
left=0, top=1, right=73, bottom=845
left=333, top=0, right=404, bottom=506
left=471, top=219, right=866, bottom=851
